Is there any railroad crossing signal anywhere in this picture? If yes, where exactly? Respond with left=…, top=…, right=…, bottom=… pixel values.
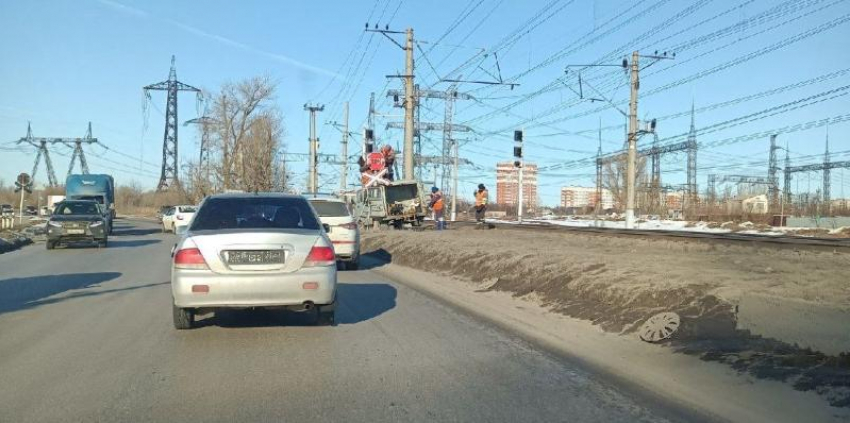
left=362, top=169, right=390, bottom=188
left=14, top=172, right=32, bottom=194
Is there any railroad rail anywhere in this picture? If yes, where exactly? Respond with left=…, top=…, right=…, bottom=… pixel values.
left=448, top=220, right=850, bottom=250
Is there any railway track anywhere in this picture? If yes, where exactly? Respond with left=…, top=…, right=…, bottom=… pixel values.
left=448, top=220, right=850, bottom=250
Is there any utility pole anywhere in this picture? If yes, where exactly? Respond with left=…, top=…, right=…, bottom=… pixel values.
left=281, top=153, right=288, bottom=191
left=367, top=92, right=375, bottom=131
left=304, top=104, right=324, bottom=194
left=625, top=51, right=639, bottom=229
left=403, top=28, right=415, bottom=180
left=387, top=87, right=472, bottom=182
left=823, top=126, right=831, bottom=213
left=686, top=101, right=698, bottom=212
left=366, top=24, right=416, bottom=180
left=784, top=142, right=792, bottom=205
left=451, top=139, right=459, bottom=222
left=340, top=101, right=349, bottom=192
left=442, top=84, right=458, bottom=195
left=595, top=120, right=603, bottom=226
left=143, top=55, right=201, bottom=191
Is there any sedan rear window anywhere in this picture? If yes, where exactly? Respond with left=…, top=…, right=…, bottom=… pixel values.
left=178, top=206, right=197, bottom=213
left=190, top=197, right=320, bottom=231
left=310, top=201, right=350, bottom=217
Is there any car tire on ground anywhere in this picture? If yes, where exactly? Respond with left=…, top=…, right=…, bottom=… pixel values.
left=46, top=241, right=54, bottom=250
left=347, top=259, right=359, bottom=270
left=173, top=304, right=195, bottom=330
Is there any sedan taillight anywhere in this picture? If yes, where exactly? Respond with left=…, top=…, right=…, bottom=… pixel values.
left=174, top=248, right=209, bottom=270
left=338, top=222, right=358, bottom=230
left=176, top=214, right=184, bottom=220
left=304, top=245, right=335, bottom=267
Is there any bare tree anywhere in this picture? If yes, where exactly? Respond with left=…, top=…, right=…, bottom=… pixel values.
left=601, top=155, right=646, bottom=212
left=205, top=76, right=284, bottom=191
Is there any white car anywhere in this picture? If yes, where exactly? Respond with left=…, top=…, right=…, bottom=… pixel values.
left=162, top=205, right=197, bottom=233
left=308, top=196, right=360, bottom=270
left=171, top=193, right=337, bottom=329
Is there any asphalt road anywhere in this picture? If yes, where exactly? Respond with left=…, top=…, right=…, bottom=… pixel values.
left=0, top=219, right=692, bottom=422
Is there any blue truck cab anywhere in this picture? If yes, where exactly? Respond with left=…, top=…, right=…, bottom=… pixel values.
left=66, top=174, right=115, bottom=233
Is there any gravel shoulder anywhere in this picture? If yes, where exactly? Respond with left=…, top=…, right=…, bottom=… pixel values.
left=362, top=227, right=850, bottom=409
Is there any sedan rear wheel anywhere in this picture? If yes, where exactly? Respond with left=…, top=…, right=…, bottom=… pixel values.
left=46, top=240, right=55, bottom=250
left=173, top=304, right=195, bottom=330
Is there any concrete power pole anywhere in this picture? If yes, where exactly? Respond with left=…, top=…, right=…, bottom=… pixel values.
left=340, top=101, right=349, bottom=192
left=625, top=51, right=639, bottom=229
left=403, top=28, right=416, bottom=180
left=304, top=104, right=324, bottom=194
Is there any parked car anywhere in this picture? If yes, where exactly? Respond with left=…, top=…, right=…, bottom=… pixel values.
left=162, top=205, right=196, bottom=233
left=308, top=196, right=360, bottom=270
left=46, top=200, right=108, bottom=249
left=24, top=205, right=37, bottom=216
left=1, top=204, right=13, bottom=217
left=157, top=205, right=173, bottom=221
left=170, top=193, right=337, bottom=329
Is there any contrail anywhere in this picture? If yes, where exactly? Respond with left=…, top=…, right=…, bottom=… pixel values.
left=96, top=0, right=338, bottom=78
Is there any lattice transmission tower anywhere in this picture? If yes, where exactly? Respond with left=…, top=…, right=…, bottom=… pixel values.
left=144, top=55, right=201, bottom=191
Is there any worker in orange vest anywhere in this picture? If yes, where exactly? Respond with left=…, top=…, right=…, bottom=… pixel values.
left=381, top=145, right=396, bottom=181
left=474, top=184, right=488, bottom=224
left=429, top=186, right=445, bottom=230
left=358, top=155, right=370, bottom=185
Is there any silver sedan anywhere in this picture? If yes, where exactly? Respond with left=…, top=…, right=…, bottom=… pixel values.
left=170, top=193, right=337, bottom=329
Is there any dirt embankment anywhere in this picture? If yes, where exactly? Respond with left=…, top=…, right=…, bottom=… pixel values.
left=362, top=227, right=850, bottom=407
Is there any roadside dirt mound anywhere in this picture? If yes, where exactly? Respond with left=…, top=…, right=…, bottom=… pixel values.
left=362, top=227, right=850, bottom=407
left=364, top=232, right=737, bottom=338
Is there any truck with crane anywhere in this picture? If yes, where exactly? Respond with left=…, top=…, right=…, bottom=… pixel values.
left=352, top=180, right=428, bottom=229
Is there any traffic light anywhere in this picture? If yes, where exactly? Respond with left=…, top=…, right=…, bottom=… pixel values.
left=513, top=130, right=523, bottom=167
left=365, top=129, right=374, bottom=153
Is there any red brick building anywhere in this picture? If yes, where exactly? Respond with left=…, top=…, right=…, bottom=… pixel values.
left=496, top=162, right=538, bottom=210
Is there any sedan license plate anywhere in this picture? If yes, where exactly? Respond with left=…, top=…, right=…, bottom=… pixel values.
left=226, top=250, right=283, bottom=265
left=66, top=229, right=85, bottom=235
